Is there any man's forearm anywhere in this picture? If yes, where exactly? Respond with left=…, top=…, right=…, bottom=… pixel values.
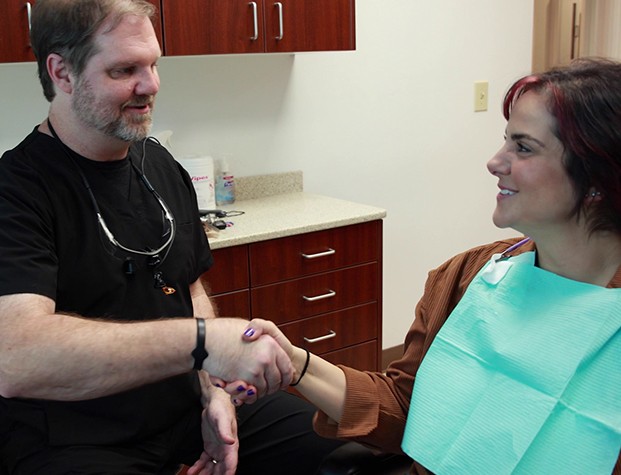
left=0, top=301, right=195, bottom=401
left=0, top=290, right=291, bottom=402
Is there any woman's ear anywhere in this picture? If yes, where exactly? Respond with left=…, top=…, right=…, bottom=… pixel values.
left=46, top=53, right=74, bottom=95
left=584, top=188, right=602, bottom=203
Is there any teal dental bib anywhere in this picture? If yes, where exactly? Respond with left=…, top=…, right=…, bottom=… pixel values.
left=402, top=251, right=621, bottom=474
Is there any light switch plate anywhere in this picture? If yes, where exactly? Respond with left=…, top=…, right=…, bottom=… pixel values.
left=474, top=81, right=488, bottom=112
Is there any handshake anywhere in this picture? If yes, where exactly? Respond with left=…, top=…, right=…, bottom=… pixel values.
left=200, top=318, right=301, bottom=403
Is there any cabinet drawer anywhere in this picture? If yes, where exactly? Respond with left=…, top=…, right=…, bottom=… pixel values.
left=206, top=245, right=249, bottom=295
left=249, top=220, right=381, bottom=285
left=322, top=340, right=378, bottom=371
left=212, top=290, right=251, bottom=319
left=279, top=303, right=377, bottom=354
left=251, top=263, right=378, bottom=324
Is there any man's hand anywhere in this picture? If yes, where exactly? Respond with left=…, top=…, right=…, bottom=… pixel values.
left=209, top=319, right=296, bottom=406
left=187, top=386, right=239, bottom=475
left=240, top=319, right=294, bottom=357
left=202, top=318, right=293, bottom=396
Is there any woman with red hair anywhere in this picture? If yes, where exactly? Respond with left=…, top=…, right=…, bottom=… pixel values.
left=223, top=58, right=621, bottom=475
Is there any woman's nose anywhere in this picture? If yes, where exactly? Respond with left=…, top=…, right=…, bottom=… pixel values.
left=487, top=147, right=510, bottom=176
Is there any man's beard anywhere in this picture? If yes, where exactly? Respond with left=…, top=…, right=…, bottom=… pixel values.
left=72, top=77, right=154, bottom=142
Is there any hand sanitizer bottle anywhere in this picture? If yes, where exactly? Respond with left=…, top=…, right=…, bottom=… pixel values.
left=215, top=159, right=235, bottom=205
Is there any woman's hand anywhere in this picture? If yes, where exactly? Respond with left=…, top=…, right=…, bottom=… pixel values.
left=211, top=379, right=259, bottom=406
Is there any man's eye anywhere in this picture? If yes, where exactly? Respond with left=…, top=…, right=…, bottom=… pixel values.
left=111, top=67, right=134, bottom=77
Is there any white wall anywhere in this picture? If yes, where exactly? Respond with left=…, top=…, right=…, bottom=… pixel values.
left=0, top=0, right=532, bottom=349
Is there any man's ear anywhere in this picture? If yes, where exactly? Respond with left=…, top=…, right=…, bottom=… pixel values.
left=47, top=53, right=74, bottom=95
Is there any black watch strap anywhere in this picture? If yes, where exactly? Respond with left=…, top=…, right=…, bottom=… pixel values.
left=191, top=318, right=209, bottom=370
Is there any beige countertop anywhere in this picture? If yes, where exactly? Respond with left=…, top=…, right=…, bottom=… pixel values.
left=206, top=191, right=387, bottom=249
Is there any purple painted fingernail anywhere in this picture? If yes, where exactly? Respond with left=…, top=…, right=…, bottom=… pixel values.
left=237, top=385, right=245, bottom=391
left=244, top=328, right=255, bottom=337
left=247, top=389, right=255, bottom=396
left=214, top=383, right=221, bottom=388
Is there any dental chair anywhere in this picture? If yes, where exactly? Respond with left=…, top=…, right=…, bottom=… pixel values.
left=317, top=441, right=413, bottom=475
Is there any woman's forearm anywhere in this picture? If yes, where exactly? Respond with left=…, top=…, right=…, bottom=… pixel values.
left=291, top=346, right=347, bottom=423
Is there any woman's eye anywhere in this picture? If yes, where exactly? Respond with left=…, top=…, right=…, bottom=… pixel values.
left=516, top=142, right=532, bottom=154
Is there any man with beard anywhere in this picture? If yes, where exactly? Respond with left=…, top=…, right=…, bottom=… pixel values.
left=0, top=1, right=343, bottom=474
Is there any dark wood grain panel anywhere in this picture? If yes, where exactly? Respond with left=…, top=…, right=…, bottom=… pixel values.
left=279, top=303, right=377, bottom=354
left=211, top=290, right=251, bottom=319
left=251, top=263, right=378, bottom=324
left=249, top=220, right=381, bottom=285
left=204, top=245, right=249, bottom=295
left=321, top=340, right=378, bottom=371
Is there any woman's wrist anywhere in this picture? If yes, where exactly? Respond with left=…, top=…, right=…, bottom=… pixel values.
left=290, top=347, right=311, bottom=386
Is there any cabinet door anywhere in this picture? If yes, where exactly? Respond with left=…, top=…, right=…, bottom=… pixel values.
left=145, top=0, right=164, bottom=50
left=265, top=0, right=355, bottom=53
left=322, top=340, right=378, bottom=371
left=204, top=245, right=251, bottom=319
left=161, top=0, right=265, bottom=55
left=0, top=1, right=162, bottom=64
left=212, top=290, right=251, bottom=319
left=205, top=245, right=249, bottom=295
left=0, top=0, right=36, bottom=63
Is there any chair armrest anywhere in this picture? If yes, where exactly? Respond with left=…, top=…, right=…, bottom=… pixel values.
left=317, top=441, right=412, bottom=475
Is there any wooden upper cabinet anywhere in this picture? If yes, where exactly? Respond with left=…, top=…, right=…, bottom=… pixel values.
left=161, top=0, right=265, bottom=55
left=265, top=0, right=356, bottom=53
left=0, top=1, right=36, bottom=63
left=145, top=0, right=164, bottom=51
left=160, top=0, right=355, bottom=56
left=0, top=0, right=161, bottom=64
left=0, top=0, right=354, bottom=63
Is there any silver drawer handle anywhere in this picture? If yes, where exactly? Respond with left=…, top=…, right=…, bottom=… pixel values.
left=249, top=2, right=258, bottom=41
left=301, top=248, right=336, bottom=259
left=26, top=2, right=33, bottom=34
left=302, top=290, right=336, bottom=302
left=275, top=2, right=284, bottom=40
left=304, top=330, right=336, bottom=344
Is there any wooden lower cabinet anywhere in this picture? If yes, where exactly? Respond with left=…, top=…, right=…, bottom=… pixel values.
left=211, top=290, right=251, bottom=319
left=205, top=220, right=382, bottom=371
left=251, top=263, right=378, bottom=324
left=321, top=341, right=377, bottom=371
left=278, top=303, right=377, bottom=355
